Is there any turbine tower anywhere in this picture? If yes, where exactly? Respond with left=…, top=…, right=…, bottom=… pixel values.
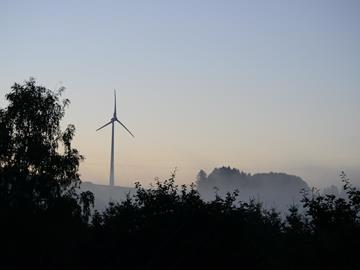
left=96, top=90, right=134, bottom=186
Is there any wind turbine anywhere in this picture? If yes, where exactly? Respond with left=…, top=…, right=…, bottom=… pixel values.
left=96, top=90, right=134, bottom=186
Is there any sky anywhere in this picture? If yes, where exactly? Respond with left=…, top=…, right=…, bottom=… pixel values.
left=1, top=0, right=360, bottom=187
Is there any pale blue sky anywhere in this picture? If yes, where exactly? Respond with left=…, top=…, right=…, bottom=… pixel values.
left=1, top=0, right=360, bottom=187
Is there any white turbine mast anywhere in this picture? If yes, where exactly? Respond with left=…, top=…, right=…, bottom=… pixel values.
left=96, top=90, right=134, bottom=186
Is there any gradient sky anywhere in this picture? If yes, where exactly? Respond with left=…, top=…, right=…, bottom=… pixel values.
left=1, top=0, right=360, bottom=187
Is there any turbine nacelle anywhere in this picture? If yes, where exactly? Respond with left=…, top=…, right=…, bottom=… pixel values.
left=96, top=90, right=135, bottom=138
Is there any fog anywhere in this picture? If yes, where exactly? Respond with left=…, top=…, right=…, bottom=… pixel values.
left=81, top=182, right=135, bottom=210
left=82, top=166, right=355, bottom=214
left=82, top=166, right=309, bottom=213
left=195, top=167, right=308, bottom=213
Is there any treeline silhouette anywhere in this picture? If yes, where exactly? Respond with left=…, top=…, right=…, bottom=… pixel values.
left=1, top=79, right=359, bottom=270
left=196, top=166, right=309, bottom=212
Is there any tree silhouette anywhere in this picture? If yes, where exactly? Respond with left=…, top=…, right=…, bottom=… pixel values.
left=0, top=78, right=93, bottom=217
left=0, top=78, right=93, bottom=269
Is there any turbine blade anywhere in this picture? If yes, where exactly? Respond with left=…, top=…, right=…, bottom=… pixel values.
left=116, top=119, right=135, bottom=138
left=96, top=121, right=112, bottom=131
left=113, top=89, right=117, bottom=117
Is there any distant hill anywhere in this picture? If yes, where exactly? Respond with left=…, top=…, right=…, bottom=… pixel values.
left=80, top=182, right=135, bottom=210
left=82, top=167, right=309, bottom=212
left=197, top=166, right=309, bottom=212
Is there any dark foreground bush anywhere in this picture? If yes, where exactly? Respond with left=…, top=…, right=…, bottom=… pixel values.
left=0, top=170, right=360, bottom=269
left=87, top=172, right=360, bottom=270
left=2, top=171, right=360, bottom=270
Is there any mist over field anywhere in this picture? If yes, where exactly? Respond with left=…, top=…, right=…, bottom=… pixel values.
left=82, top=166, right=352, bottom=215
left=196, top=167, right=307, bottom=210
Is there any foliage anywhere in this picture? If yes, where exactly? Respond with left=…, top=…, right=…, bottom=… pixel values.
left=88, top=171, right=360, bottom=270
left=0, top=79, right=94, bottom=269
left=0, top=78, right=93, bottom=218
left=1, top=80, right=360, bottom=269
